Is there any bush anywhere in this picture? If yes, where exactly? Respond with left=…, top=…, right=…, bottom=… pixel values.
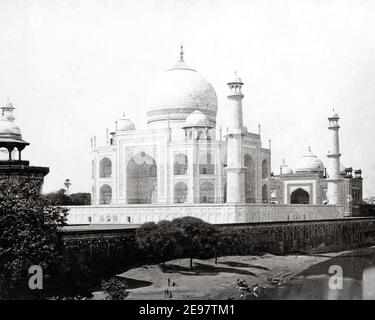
left=102, top=277, right=128, bottom=300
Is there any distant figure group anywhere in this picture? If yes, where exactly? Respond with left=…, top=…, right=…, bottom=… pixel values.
left=164, top=278, right=177, bottom=299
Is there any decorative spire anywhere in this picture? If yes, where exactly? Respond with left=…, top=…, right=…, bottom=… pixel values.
left=6, top=97, right=14, bottom=109
left=1, top=97, right=15, bottom=121
left=180, top=44, right=184, bottom=62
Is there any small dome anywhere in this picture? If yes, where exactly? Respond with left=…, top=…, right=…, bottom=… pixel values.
left=117, top=114, right=135, bottom=131
left=0, top=118, right=22, bottom=140
left=183, top=110, right=213, bottom=129
left=295, top=147, right=324, bottom=173
left=280, top=159, right=294, bottom=175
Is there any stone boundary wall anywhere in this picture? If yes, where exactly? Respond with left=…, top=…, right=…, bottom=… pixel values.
left=62, top=217, right=375, bottom=270
left=65, top=203, right=343, bottom=225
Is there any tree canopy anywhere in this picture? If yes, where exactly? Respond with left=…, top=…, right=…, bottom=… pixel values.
left=0, top=178, right=68, bottom=299
left=43, top=189, right=91, bottom=206
left=136, top=217, right=219, bottom=270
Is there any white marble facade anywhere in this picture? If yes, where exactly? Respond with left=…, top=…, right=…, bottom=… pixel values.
left=91, top=48, right=271, bottom=206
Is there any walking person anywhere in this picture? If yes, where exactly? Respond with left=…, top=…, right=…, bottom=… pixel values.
left=168, top=278, right=171, bottom=286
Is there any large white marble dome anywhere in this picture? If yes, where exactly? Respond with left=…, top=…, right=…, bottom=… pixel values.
left=147, top=49, right=218, bottom=128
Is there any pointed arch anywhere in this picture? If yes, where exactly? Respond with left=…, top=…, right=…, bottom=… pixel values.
left=262, top=184, right=268, bottom=203
left=244, top=154, right=256, bottom=203
left=127, top=151, right=157, bottom=204
left=174, top=153, right=188, bottom=175
left=200, top=181, right=215, bottom=203
left=99, top=157, right=112, bottom=178
left=262, top=159, right=269, bottom=179
left=291, top=188, right=310, bottom=204
left=174, top=181, right=188, bottom=203
left=100, top=184, right=112, bottom=204
left=199, top=152, right=215, bottom=174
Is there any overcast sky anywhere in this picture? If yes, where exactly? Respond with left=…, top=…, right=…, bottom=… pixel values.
left=0, top=0, right=374, bottom=197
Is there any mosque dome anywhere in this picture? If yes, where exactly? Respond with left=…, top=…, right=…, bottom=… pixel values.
left=147, top=47, right=218, bottom=127
left=294, top=147, right=325, bottom=173
left=280, top=159, right=294, bottom=175
left=183, top=110, right=213, bottom=129
left=0, top=118, right=22, bottom=140
left=117, top=114, right=135, bottom=131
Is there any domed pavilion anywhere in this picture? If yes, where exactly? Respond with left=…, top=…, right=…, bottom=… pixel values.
left=0, top=100, right=49, bottom=187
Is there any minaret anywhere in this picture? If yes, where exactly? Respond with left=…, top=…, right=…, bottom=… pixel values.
left=326, top=109, right=342, bottom=205
left=225, top=72, right=246, bottom=203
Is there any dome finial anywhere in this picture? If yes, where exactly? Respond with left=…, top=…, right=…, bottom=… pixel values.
left=180, top=44, right=184, bottom=62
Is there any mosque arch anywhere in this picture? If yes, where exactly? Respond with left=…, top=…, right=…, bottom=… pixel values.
left=200, top=181, right=215, bottom=203
left=174, top=153, right=188, bottom=175
left=199, top=152, right=215, bottom=174
left=262, top=184, right=268, bottom=203
left=290, top=188, right=310, bottom=204
left=99, top=157, right=112, bottom=178
left=262, top=159, right=269, bottom=179
left=99, top=184, right=112, bottom=204
left=127, top=151, right=157, bottom=204
left=174, top=181, right=188, bottom=203
left=244, top=154, right=256, bottom=203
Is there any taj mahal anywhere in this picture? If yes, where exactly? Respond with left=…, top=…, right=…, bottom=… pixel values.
left=65, top=47, right=363, bottom=225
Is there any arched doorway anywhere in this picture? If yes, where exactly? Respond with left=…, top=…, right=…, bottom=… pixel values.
left=199, top=152, right=214, bottom=174
left=174, top=181, right=188, bottom=203
left=127, top=152, right=157, bottom=204
left=100, top=184, right=112, bottom=204
left=244, top=154, right=256, bottom=203
left=262, top=159, right=268, bottom=179
left=262, top=184, right=268, bottom=203
left=99, top=157, right=112, bottom=178
left=200, top=181, right=215, bottom=203
left=174, top=153, right=188, bottom=175
left=290, top=188, right=310, bottom=204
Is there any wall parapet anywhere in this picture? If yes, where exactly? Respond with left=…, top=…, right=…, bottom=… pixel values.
left=65, top=203, right=344, bottom=225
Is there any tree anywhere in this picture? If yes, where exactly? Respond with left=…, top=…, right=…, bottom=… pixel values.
left=135, top=222, right=159, bottom=262
left=0, top=178, right=68, bottom=299
left=64, top=179, right=71, bottom=195
left=102, top=277, right=128, bottom=300
left=171, top=217, right=218, bottom=270
left=135, top=221, right=184, bottom=267
left=69, top=193, right=91, bottom=205
left=42, top=190, right=91, bottom=206
left=43, top=189, right=73, bottom=206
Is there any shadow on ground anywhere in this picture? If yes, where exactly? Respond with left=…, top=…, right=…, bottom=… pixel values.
left=119, top=277, right=153, bottom=289
left=221, top=261, right=270, bottom=270
left=161, top=262, right=258, bottom=277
